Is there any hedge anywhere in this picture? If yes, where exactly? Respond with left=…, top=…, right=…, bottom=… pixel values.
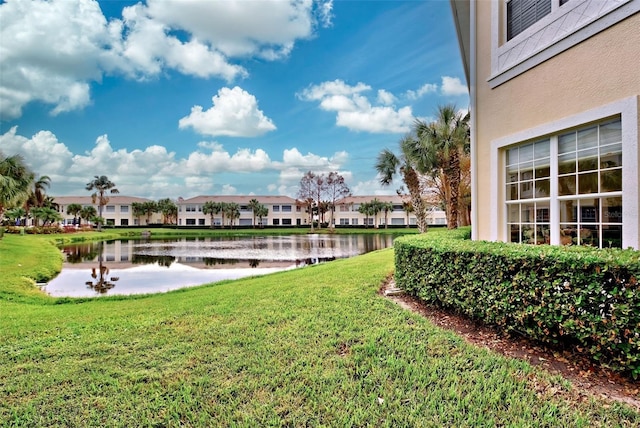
left=394, top=229, right=640, bottom=377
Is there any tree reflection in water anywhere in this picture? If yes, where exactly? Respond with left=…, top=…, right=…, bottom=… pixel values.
left=85, top=242, right=119, bottom=294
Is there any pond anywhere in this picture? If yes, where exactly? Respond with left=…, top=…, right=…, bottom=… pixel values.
left=44, top=234, right=395, bottom=297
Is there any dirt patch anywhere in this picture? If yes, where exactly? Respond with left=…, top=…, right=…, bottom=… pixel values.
left=380, top=278, right=640, bottom=411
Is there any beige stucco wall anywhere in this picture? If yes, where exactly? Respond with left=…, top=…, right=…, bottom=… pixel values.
left=474, top=2, right=640, bottom=241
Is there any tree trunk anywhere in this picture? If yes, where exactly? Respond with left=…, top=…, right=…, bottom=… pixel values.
left=403, top=167, right=428, bottom=233
left=446, top=151, right=460, bottom=229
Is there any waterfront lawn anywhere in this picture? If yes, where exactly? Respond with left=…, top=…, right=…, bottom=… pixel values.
left=0, top=235, right=638, bottom=426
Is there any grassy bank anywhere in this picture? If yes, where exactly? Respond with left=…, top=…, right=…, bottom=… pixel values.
left=1, top=234, right=638, bottom=426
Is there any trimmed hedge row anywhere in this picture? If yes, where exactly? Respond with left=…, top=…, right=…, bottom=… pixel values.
left=394, top=229, right=640, bottom=377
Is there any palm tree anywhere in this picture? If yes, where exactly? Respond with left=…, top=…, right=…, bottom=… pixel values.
left=224, top=202, right=240, bottom=228
left=131, top=202, right=145, bottom=226
left=85, top=176, right=119, bottom=230
left=402, top=201, right=413, bottom=228
left=79, top=206, right=97, bottom=226
left=5, top=207, right=26, bottom=226
left=157, top=198, right=177, bottom=224
left=375, top=136, right=429, bottom=233
left=248, top=198, right=261, bottom=228
left=415, top=105, right=469, bottom=229
left=381, top=201, right=393, bottom=229
left=0, top=152, right=34, bottom=218
left=31, top=175, right=51, bottom=207
left=255, top=204, right=268, bottom=228
left=67, top=203, right=82, bottom=225
left=141, top=201, right=157, bottom=225
left=202, top=201, right=221, bottom=228
left=358, top=202, right=371, bottom=228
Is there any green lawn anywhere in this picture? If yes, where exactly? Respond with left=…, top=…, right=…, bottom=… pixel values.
left=0, top=232, right=638, bottom=426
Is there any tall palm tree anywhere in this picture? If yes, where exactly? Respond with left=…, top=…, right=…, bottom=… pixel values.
left=0, top=152, right=34, bottom=218
left=32, top=175, right=51, bottom=207
left=85, top=175, right=119, bottom=230
left=202, top=201, right=221, bottom=228
left=79, top=206, right=97, bottom=226
left=415, top=104, right=469, bottom=229
left=402, top=201, right=414, bottom=228
left=375, top=136, right=430, bottom=233
left=248, top=198, right=261, bottom=228
left=255, top=204, right=268, bottom=228
left=381, top=201, right=393, bottom=229
left=225, top=202, right=240, bottom=228
left=67, top=203, right=83, bottom=225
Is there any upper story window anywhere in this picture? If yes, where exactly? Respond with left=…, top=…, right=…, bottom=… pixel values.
left=282, top=205, right=292, bottom=212
left=105, top=205, right=115, bottom=213
left=272, top=205, right=280, bottom=212
left=120, top=205, right=129, bottom=213
left=491, top=0, right=635, bottom=87
left=507, top=0, right=552, bottom=41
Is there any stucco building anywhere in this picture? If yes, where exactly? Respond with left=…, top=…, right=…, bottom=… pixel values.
left=451, top=0, right=639, bottom=248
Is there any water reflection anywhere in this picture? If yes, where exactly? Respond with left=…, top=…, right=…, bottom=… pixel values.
left=46, top=234, right=395, bottom=297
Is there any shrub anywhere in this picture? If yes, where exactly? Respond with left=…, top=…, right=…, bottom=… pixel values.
left=394, top=229, right=640, bottom=377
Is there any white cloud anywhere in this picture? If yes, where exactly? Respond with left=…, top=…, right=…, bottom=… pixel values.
left=220, top=184, right=237, bottom=195
left=406, top=83, right=438, bottom=100
left=0, top=126, right=351, bottom=199
left=0, top=0, right=332, bottom=119
left=377, top=90, right=396, bottom=106
left=179, top=87, right=276, bottom=137
left=441, top=76, right=468, bottom=96
left=299, top=80, right=414, bottom=134
left=351, top=178, right=398, bottom=196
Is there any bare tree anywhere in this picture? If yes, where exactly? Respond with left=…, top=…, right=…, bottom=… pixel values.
left=325, top=171, right=351, bottom=229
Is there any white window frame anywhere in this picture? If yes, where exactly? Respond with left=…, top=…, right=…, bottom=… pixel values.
left=491, top=96, right=638, bottom=249
left=491, top=0, right=638, bottom=87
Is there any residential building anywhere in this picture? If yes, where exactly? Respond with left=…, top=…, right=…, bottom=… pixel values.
left=176, top=195, right=305, bottom=227
left=53, top=196, right=162, bottom=226
left=333, top=195, right=445, bottom=227
left=451, top=0, right=639, bottom=248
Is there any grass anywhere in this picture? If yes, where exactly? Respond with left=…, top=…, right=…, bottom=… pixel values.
left=1, top=232, right=638, bottom=426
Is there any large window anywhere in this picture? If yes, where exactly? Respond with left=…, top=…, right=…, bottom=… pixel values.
left=506, top=119, right=622, bottom=248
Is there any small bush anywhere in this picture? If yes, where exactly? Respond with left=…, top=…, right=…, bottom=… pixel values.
left=394, top=229, right=640, bottom=377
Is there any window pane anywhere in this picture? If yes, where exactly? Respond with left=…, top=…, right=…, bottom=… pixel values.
left=558, top=133, right=575, bottom=154
left=578, top=172, right=598, bottom=194
left=509, top=224, right=521, bottom=243
left=534, top=140, right=550, bottom=158
left=602, top=196, right=622, bottom=223
left=579, top=225, right=599, bottom=247
left=535, top=179, right=550, bottom=197
left=507, top=184, right=519, bottom=200
left=522, top=224, right=535, bottom=244
left=580, top=199, right=599, bottom=223
left=520, top=181, right=534, bottom=199
left=600, top=120, right=621, bottom=145
left=520, top=163, right=533, bottom=180
left=558, top=175, right=576, bottom=196
left=506, top=148, right=518, bottom=166
left=558, top=153, right=575, bottom=174
left=602, top=224, right=622, bottom=248
left=577, top=126, right=598, bottom=149
left=560, top=225, right=576, bottom=245
left=536, top=203, right=549, bottom=221
left=577, top=148, right=598, bottom=172
left=521, top=203, right=534, bottom=222
left=600, top=169, right=622, bottom=192
left=535, top=164, right=550, bottom=179
left=600, top=143, right=622, bottom=168
left=507, top=204, right=520, bottom=222
left=519, top=143, right=534, bottom=162
left=560, top=200, right=577, bottom=223
left=536, top=225, right=550, bottom=245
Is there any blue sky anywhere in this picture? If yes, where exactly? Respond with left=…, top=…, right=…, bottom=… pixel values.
left=0, top=0, right=468, bottom=199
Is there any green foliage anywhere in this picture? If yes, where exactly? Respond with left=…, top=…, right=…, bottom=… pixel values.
left=394, top=228, right=640, bottom=376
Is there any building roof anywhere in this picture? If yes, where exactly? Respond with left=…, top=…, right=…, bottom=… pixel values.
left=337, top=195, right=407, bottom=205
left=449, top=0, right=470, bottom=89
left=53, top=196, right=153, bottom=205
left=178, top=195, right=299, bottom=205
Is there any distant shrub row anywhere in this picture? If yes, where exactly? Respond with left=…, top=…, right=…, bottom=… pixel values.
left=394, top=229, right=640, bottom=377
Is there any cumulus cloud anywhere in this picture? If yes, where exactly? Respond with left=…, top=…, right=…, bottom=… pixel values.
left=441, top=76, right=468, bottom=96
left=0, top=0, right=333, bottom=119
left=298, top=80, right=414, bottom=134
left=406, top=83, right=438, bottom=100
left=179, top=87, right=276, bottom=137
left=0, top=126, right=350, bottom=199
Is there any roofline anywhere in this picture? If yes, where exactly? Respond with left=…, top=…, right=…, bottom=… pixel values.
left=450, top=0, right=471, bottom=89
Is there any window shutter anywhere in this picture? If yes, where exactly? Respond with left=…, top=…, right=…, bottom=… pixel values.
left=507, top=0, right=552, bottom=40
